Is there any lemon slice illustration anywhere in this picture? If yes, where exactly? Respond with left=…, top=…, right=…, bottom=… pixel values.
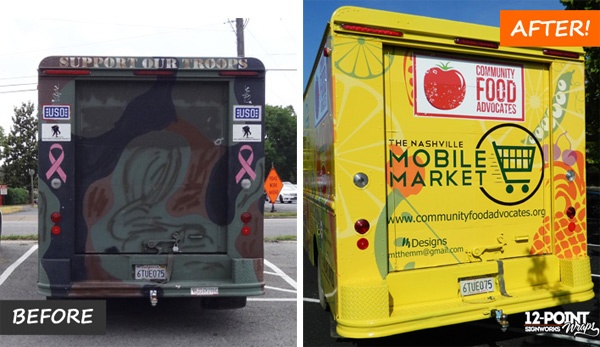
left=334, top=37, right=393, bottom=79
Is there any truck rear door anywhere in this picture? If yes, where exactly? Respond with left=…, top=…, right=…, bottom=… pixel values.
left=384, top=47, right=552, bottom=273
left=75, top=79, right=230, bottom=255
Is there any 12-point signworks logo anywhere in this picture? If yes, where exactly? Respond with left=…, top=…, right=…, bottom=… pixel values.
left=524, top=311, right=599, bottom=338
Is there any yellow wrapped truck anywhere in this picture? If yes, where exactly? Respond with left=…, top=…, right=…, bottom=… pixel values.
left=303, top=6, right=594, bottom=338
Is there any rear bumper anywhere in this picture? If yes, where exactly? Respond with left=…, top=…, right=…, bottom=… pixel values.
left=335, top=256, right=595, bottom=338
left=38, top=280, right=265, bottom=299
left=39, top=255, right=264, bottom=299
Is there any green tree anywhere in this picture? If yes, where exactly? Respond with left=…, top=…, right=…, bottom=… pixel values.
left=0, top=126, right=5, bottom=185
left=265, top=105, right=297, bottom=183
left=561, top=0, right=600, bottom=184
left=0, top=125, right=6, bottom=163
left=2, top=102, right=38, bottom=195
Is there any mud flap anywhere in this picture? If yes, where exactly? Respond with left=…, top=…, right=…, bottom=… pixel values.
left=330, top=315, right=341, bottom=339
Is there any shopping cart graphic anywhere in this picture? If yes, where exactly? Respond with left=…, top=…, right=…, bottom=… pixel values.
left=492, top=141, right=536, bottom=194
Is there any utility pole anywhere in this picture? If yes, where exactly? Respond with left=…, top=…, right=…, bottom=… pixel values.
left=236, top=18, right=245, bottom=57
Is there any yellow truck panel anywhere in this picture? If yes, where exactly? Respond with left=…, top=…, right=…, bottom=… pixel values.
left=304, top=6, right=593, bottom=338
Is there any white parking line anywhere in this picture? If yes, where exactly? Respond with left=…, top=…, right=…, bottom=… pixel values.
left=264, top=259, right=297, bottom=290
left=0, top=244, right=38, bottom=287
left=265, top=285, right=296, bottom=294
left=246, top=259, right=298, bottom=303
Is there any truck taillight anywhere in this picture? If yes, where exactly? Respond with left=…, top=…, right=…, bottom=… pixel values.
left=241, top=226, right=251, bottom=236
left=543, top=49, right=580, bottom=59
left=42, top=69, right=90, bottom=76
left=354, top=219, right=370, bottom=234
left=51, top=225, right=61, bottom=235
left=133, top=70, right=175, bottom=76
left=51, top=212, right=62, bottom=223
left=566, top=206, right=577, bottom=232
left=454, top=38, right=499, bottom=49
left=50, top=211, right=62, bottom=235
left=241, top=212, right=252, bottom=223
left=340, top=24, right=403, bottom=37
left=357, top=238, right=369, bottom=250
left=240, top=212, right=252, bottom=235
left=218, top=71, right=260, bottom=77
left=355, top=219, right=370, bottom=250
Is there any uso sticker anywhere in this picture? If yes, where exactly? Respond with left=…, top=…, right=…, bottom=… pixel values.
left=233, top=105, right=262, bottom=122
left=42, top=105, right=71, bottom=120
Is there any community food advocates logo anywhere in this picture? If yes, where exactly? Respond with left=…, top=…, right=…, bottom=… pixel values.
left=524, top=310, right=599, bottom=338
left=414, top=53, right=524, bottom=121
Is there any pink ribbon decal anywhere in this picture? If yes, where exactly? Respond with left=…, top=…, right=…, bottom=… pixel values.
left=46, top=143, right=67, bottom=182
left=235, top=145, right=256, bottom=183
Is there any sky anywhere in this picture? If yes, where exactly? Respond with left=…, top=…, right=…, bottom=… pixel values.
left=0, top=0, right=572, bottom=134
left=0, top=0, right=301, bottom=134
left=303, top=0, right=566, bottom=88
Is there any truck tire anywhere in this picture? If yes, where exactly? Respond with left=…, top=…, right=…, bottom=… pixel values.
left=317, top=258, right=330, bottom=311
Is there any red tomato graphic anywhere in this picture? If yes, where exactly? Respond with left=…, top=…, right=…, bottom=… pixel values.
left=424, top=62, right=466, bottom=110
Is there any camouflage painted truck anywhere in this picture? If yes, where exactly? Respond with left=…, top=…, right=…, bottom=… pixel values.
left=38, top=56, right=265, bottom=308
left=304, top=6, right=594, bottom=338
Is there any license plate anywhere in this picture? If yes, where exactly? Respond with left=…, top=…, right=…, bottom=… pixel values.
left=135, top=265, right=167, bottom=280
left=191, top=287, right=219, bottom=296
left=460, top=276, right=495, bottom=296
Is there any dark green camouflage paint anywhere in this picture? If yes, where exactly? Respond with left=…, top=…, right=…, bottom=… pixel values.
left=37, top=56, right=265, bottom=302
